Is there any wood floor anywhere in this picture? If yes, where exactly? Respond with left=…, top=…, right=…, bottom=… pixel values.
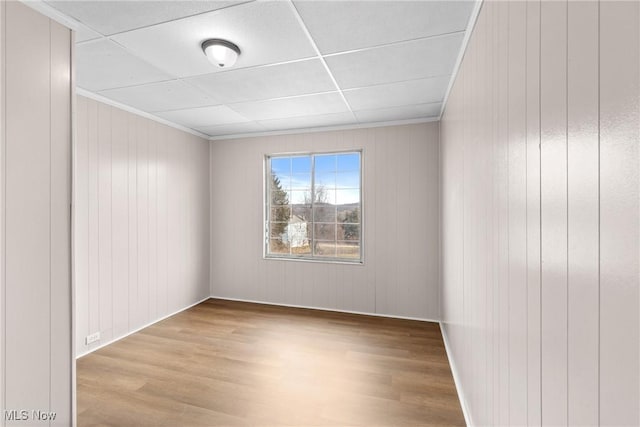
left=77, top=299, right=465, bottom=426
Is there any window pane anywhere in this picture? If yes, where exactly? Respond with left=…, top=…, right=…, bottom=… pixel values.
left=337, top=153, right=360, bottom=172
left=315, top=155, right=336, bottom=172
left=314, top=223, right=336, bottom=240
left=269, top=221, right=289, bottom=239
left=292, top=156, right=311, bottom=173
left=270, top=173, right=289, bottom=191
left=336, top=189, right=360, bottom=205
left=314, top=205, right=336, bottom=223
left=289, top=190, right=310, bottom=205
left=337, top=224, right=360, bottom=241
left=291, top=173, right=311, bottom=190
left=315, top=188, right=335, bottom=204
left=269, top=238, right=290, bottom=254
left=271, top=157, right=290, bottom=174
left=315, top=171, right=336, bottom=188
left=336, top=171, right=360, bottom=189
left=337, top=241, right=360, bottom=259
left=291, top=244, right=311, bottom=256
left=283, top=220, right=310, bottom=250
left=270, top=206, right=291, bottom=223
left=289, top=218, right=311, bottom=256
left=292, top=204, right=311, bottom=221
left=338, top=206, right=360, bottom=223
left=270, top=189, right=290, bottom=205
left=314, top=240, right=336, bottom=257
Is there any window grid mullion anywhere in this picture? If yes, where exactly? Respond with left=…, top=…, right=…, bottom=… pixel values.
left=310, top=154, right=315, bottom=257
left=265, top=157, right=271, bottom=253
left=288, top=159, right=293, bottom=256
left=334, top=202, right=337, bottom=257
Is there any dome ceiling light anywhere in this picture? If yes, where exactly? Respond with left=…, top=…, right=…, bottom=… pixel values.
left=201, top=39, right=241, bottom=68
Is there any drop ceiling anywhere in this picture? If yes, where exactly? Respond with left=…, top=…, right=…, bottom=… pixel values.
left=40, top=0, right=476, bottom=139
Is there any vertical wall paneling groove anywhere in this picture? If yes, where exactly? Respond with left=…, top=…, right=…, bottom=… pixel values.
left=75, top=96, right=210, bottom=357
left=69, top=28, right=77, bottom=427
left=525, top=1, right=541, bottom=424
left=127, top=111, right=138, bottom=332
left=491, top=3, right=500, bottom=421
left=497, top=2, right=509, bottom=424
left=98, top=102, right=112, bottom=344
left=87, top=98, right=99, bottom=344
left=567, top=1, right=599, bottom=425
left=2, top=2, right=72, bottom=424
left=158, top=128, right=168, bottom=317
left=507, top=2, right=527, bottom=424
left=75, top=96, right=89, bottom=354
left=137, top=116, right=149, bottom=328
left=540, top=1, right=569, bottom=424
left=599, top=1, right=640, bottom=425
left=149, top=124, right=157, bottom=321
left=483, top=14, right=492, bottom=422
left=441, top=0, right=640, bottom=425
left=111, top=107, right=128, bottom=339
left=209, top=123, right=439, bottom=321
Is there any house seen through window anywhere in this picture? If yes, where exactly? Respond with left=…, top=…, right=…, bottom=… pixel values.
left=266, top=151, right=362, bottom=262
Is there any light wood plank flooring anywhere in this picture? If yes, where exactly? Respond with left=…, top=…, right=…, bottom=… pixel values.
left=77, top=299, right=465, bottom=426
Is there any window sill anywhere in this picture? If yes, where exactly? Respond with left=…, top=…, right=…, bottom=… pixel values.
left=263, top=255, right=364, bottom=266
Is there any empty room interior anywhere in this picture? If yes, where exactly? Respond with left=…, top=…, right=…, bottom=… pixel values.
left=0, top=0, right=639, bottom=426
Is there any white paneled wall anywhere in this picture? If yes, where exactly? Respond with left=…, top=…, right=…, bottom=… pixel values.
left=0, top=2, right=4, bottom=423
left=440, top=0, right=639, bottom=425
left=75, top=96, right=210, bottom=356
left=1, top=2, right=73, bottom=425
left=0, top=1, right=4, bottom=421
left=210, top=123, right=440, bottom=320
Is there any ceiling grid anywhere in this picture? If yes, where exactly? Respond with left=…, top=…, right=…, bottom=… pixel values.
left=34, top=0, right=477, bottom=138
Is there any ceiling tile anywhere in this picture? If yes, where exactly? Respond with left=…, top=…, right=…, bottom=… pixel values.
left=326, top=33, right=463, bottom=89
left=155, top=105, right=249, bottom=128
left=45, top=0, right=249, bottom=36
left=99, top=80, right=219, bottom=113
left=185, top=59, right=335, bottom=104
left=294, top=0, right=474, bottom=54
left=229, top=92, right=350, bottom=122
left=355, top=103, right=442, bottom=123
left=258, top=112, right=355, bottom=131
left=76, top=39, right=173, bottom=91
left=111, top=1, right=316, bottom=78
left=344, top=77, right=450, bottom=111
left=197, top=121, right=266, bottom=137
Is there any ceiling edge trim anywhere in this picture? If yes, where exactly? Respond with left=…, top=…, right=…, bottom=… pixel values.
left=21, top=0, right=81, bottom=32
left=438, top=0, right=485, bottom=120
left=208, top=116, right=439, bottom=142
left=77, top=88, right=211, bottom=140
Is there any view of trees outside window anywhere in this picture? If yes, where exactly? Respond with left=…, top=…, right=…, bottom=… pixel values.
left=266, top=152, right=361, bottom=261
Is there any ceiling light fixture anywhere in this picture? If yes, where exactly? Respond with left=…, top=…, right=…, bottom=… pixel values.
left=201, top=39, right=241, bottom=68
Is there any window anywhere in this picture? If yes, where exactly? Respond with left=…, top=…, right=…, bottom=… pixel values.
left=265, top=151, right=362, bottom=263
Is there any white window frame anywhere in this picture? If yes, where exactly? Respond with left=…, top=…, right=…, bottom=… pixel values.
left=264, top=150, right=363, bottom=264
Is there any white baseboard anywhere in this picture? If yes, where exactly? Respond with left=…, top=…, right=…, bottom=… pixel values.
left=76, top=296, right=211, bottom=359
left=208, top=295, right=440, bottom=324
left=439, top=322, right=472, bottom=427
